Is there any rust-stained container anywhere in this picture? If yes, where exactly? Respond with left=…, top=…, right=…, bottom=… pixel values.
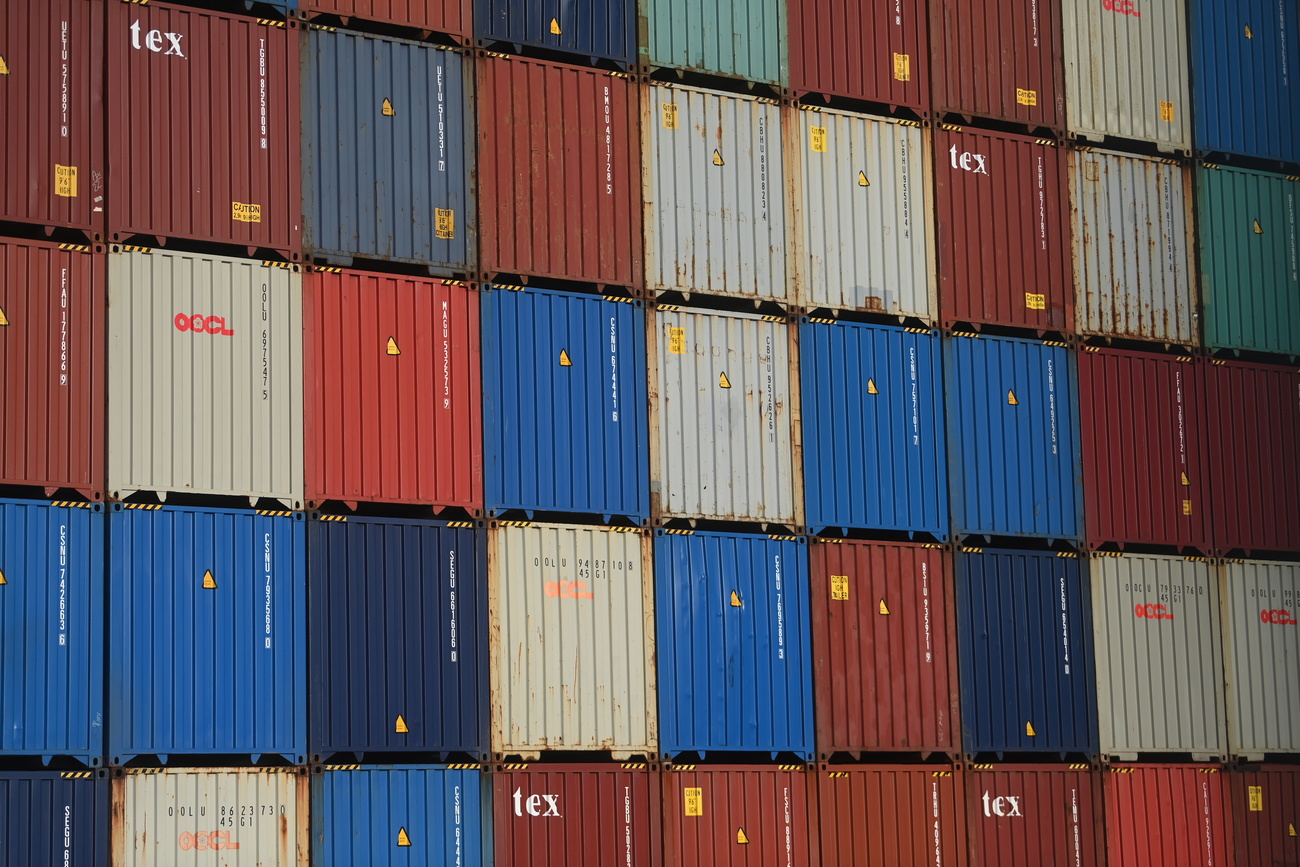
left=298, top=0, right=471, bottom=37
left=0, top=239, right=104, bottom=499
left=809, top=539, right=960, bottom=758
left=965, top=764, right=1102, bottom=867
left=1229, top=765, right=1300, bottom=867
left=817, top=766, right=966, bottom=866
left=106, top=2, right=301, bottom=257
left=303, top=269, right=481, bottom=511
left=477, top=54, right=642, bottom=289
left=1104, top=765, right=1231, bottom=867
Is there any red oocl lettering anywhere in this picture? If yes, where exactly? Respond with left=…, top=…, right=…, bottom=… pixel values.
left=1134, top=603, right=1174, bottom=621
left=1102, top=0, right=1140, bottom=16
left=543, top=580, right=595, bottom=600
left=174, top=313, right=235, bottom=336
left=178, top=831, right=239, bottom=851
left=1261, top=609, right=1298, bottom=625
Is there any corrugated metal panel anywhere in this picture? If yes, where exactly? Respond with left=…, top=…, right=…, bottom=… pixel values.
left=1228, top=765, right=1300, bottom=867
left=107, top=248, right=304, bottom=508
left=788, top=0, right=928, bottom=109
left=489, top=523, right=656, bottom=758
left=810, top=540, right=959, bottom=757
left=965, top=765, right=1102, bottom=867
left=0, top=771, right=109, bottom=867
left=0, top=500, right=104, bottom=764
left=1104, top=766, right=1230, bottom=867
left=945, top=335, right=1082, bottom=541
left=308, top=517, right=486, bottom=760
left=302, top=30, right=474, bottom=273
left=639, top=0, right=786, bottom=85
left=0, top=239, right=105, bottom=499
left=654, top=532, right=812, bottom=759
left=652, top=308, right=797, bottom=524
left=1091, top=554, right=1225, bottom=761
left=299, top=0, right=471, bottom=36
left=112, top=768, right=309, bottom=866
left=303, top=270, right=481, bottom=511
left=956, top=549, right=1097, bottom=756
left=1062, top=0, right=1191, bottom=151
left=817, top=767, right=966, bottom=866
left=800, top=321, right=946, bottom=537
left=475, top=0, right=634, bottom=66
left=792, top=108, right=936, bottom=318
left=643, top=84, right=787, bottom=303
left=107, top=505, right=306, bottom=764
left=482, top=286, right=648, bottom=520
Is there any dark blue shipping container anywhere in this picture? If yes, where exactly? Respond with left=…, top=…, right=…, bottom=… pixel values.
left=0, top=771, right=109, bottom=867
left=800, top=320, right=948, bottom=538
left=474, top=0, right=635, bottom=68
left=955, top=548, right=1097, bottom=757
left=309, top=516, right=487, bottom=761
left=482, top=285, right=649, bottom=521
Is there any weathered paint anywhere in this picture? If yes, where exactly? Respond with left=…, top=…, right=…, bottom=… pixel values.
left=1104, top=766, right=1230, bottom=867
left=789, top=0, right=928, bottom=109
left=965, top=765, right=1102, bottom=867
left=474, top=0, right=634, bottom=67
left=0, top=771, right=109, bottom=867
left=639, top=0, right=787, bottom=85
left=817, top=767, right=966, bottom=866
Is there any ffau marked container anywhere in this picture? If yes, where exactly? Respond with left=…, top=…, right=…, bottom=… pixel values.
left=643, top=83, right=788, bottom=304
left=0, top=500, right=104, bottom=764
left=810, top=540, right=959, bottom=758
left=800, top=321, right=947, bottom=537
left=640, top=0, right=786, bottom=85
left=1229, top=765, right=1300, bottom=867
left=965, top=764, right=1101, bottom=867
left=817, top=766, right=966, bottom=866
left=304, top=270, right=481, bottom=511
left=106, top=2, right=301, bottom=256
left=477, top=54, right=642, bottom=289
left=308, top=517, right=486, bottom=761
left=0, top=771, right=109, bottom=867
left=1104, top=765, right=1230, bottom=867
left=108, top=505, right=306, bottom=765
left=934, top=127, right=1071, bottom=333
left=654, top=531, right=812, bottom=759
left=788, top=0, right=928, bottom=110
left=474, top=0, right=634, bottom=67
left=107, top=248, right=304, bottom=508
left=0, top=0, right=105, bottom=235
left=0, top=239, right=105, bottom=499
left=956, top=549, right=1097, bottom=757
left=297, top=0, right=471, bottom=38
left=792, top=108, right=936, bottom=318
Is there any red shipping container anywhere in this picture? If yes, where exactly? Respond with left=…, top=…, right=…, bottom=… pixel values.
left=810, top=540, right=959, bottom=758
left=298, top=0, right=471, bottom=38
left=0, top=239, right=104, bottom=499
left=106, top=2, right=301, bottom=258
left=0, top=0, right=106, bottom=236
left=965, top=764, right=1102, bottom=867
left=934, top=127, right=1071, bottom=333
left=1229, top=766, right=1299, bottom=867
left=303, top=269, right=482, bottom=511
left=477, top=54, right=642, bottom=290
left=1079, top=348, right=1213, bottom=552
left=492, top=763, right=662, bottom=867
left=817, top=766, right=966, bottom=866
left=1105, top=765, right=1231, bottom=867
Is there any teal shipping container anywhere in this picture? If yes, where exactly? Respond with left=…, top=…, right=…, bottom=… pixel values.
left=639, top=0, right=788, bottom=86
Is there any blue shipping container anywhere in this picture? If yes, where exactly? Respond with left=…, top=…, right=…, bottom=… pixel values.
left=654, top=531, right=813, bottom=759
left=0, top=500, right=104, bottom=765
left=473, top=0, right=635, bottom=68
left=108, top=504, right=306, bottom=765
left=309, top=516, right=487, bottom=760
left=482, top=285, right=649, bottom=521
left=800, top=320, right=948, bottom=538
left=0, top=771, right=110, bottom=867
left=956, top=548, right=1097, bottom=757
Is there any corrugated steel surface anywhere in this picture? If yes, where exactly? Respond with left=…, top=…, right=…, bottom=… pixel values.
left=1091, top=554, right=1225, bottom=760
left=810, top=540, right=959, bottom=757
left=788, top=0, right=927, bottom=109
left=817, top=766, right=966, bottom=866
left=299, top=0, right=471, bottom=36
left=652, top=308, right=797, bottom=524
left=1228, top=765, right=1300, bottom=867
left=106, top=2, right=301, bottom=255
left=303, top=270, right=481, bottom=511
left=1104, top=766, right=1230, bottom=867
left=1062, top=0, right=1191, bottom=151
left=0, top=771, right=109, bottom=867
left=654, top=532, right=812, bottom=759
left=956, top=549, right=1097, bottom=756
left=308, top=517, right=486, bottom=760
left=475, top=0, right=634, bottom=66
left=108, top=505, right=306, bottom=764
left=934, top=128, right=1072, bottom=332
left=1070, top=149, right=1197, bottom=343
left=965, top=764, right=1101, bottom=867
left=800, top=321, right=946, bottom=536
left=489, top=523, right=655, bottom=758
left=640, top=0, right=786, bottom=85
left=0, top=239, right=105, bottom=499
left=302, top=30, right=474, bottom=273
left=945, top=335, right=1082, bottom=541
left=792, top=108, right=936, bottom=318
left=107, top=248, right=304, bottom=508
left=482, top=286, right=648, bottom=520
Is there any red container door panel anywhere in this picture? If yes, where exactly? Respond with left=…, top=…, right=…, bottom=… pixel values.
left=299, top=0, right=471, bottom=37
left=817, top=767, right=967, bottom=866
left=966, top=765, right=1102, bottom=867
left=1105, top=766, right=1231, bottom=867
left=1230, top=766, right=1300, bottom=867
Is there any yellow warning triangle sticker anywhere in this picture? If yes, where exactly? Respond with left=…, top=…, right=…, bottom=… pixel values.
left=395, top=714, right=409, bottom=733
left=1026, top=721, right=1037, bottom=737
left=1245, top=24, right=1254, bottom=38
left=719, top=372, right=731, bottom=388
left=712, top=150, right=725, bottom=166
left=397, top=827, right=412, bottom=847
left=858, top=171, right=870, bottom=187
left=1289, top=822, right=1297, bottom=837
left=730, top=590, right=743, bottom=607
left=1181, top=471, right=1191, bottom=486
left=1254, top=219, right=1264, bottom=234
left=878, top=599, right=890, bottom=615
left=386, top=336, right=401, bottom=356
left=202, top=570, right=218, bottom=590
left=0, top=306, right=8, bottom=326
left=382, top=98, right=396, bottom=116
left=1007, top=389, right=1019, bottom=406
left=0, top=55, right=8, bottom=75
left=736, top=828, right=749, bottom=845
left=867, top=378, right=879, bottom=395
left=549, top=17, right=562, bottom=34
left=0, top=569, right=6, bottom=585
left=559, top=349, right=573, bottom=367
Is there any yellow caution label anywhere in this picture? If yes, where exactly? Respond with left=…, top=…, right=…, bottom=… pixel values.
left=867, top=378, right=879, bottom=395
left=661, top=103, right=679, bottom=130
left=1159, top=100, right=1175, bottom=122
left=712, top=149, right=725, bottom=166
left=397, top=827, right=412, bottom=847
left=736, top=828, right=749, bottom=845
left=387, top=337, right=401, bottom=356
left=893, top=53, right=911, bottom=81
left=1181, top=471, right=1191, bottom=486
left=730, top=590, right=743, bottom=607
left=718, top=371, right=731, bottom=388
left=1245, top=24, right=1254, bottom=38
left=55, top=165, right=78, bottom=198
left=810, top=126, right=827, bottom=153
left=559, top=349, right=573, bottom=367
left=549, top=17, right=561, bottom=34
left=1290, top=823, right=1297, bottom=837
left=1007, top=390, right=1019, bottom=406
left=382, top=98, right=396, bottom=116
left=1026, top=721, right=1037, bottom=737
left=830, top=575, right=849, bottom=601
left=1025, top=292, right=1046, bottom=310
left=395, top=714, right=409, bottom=733
left=232, top=202, right=263, bottom=223
left=0, top=55, right=9, bottom=75
left=668, top=327, right=686, bottom=354
left=858, top=171, right=870, bottom=187
left=879, top=599, right=891, bottom=615
left=1248, top=786, right=1263, bottom=811
left=435, top=208, right=455, bottom=239
left=0, top=306, right=8, bottom=326
left=1016, top=88, right=1038, bottom=106
left=0, top=569, right=6, bottom=585
left=684, top=787, right=703, bottom=816
left=1183, top=499, right=1194, bottom=515
left=1254, top=219, right=1265, bottom=234
left=202, top=570, right=218, bottom=590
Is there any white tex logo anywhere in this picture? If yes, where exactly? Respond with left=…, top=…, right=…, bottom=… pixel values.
left=949, top=145, right=989, bottom=175
left=982, top=792, right=1023, bottom=817
left=513, top=789, right=562, bottom=818
left=129, top=20, right=186, bottom=57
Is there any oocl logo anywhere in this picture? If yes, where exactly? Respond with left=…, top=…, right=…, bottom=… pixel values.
left=544, top=580, right=594, bottom=599
left=174, top=313, right=235, bottom=336
left=1102, top=0, right=1140, bottom=16
left=1261, top=609, right=1298, bottom=626
left=1134, top=603, right=1174, bottom=621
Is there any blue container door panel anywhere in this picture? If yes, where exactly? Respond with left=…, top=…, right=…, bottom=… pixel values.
left=474, top=0, right=636, bottom=67
left=0, top=772, right=110, bottom=867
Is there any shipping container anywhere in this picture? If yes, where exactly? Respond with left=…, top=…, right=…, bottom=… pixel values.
left=788, top=0, right=927, bottom=110
left=640, top=0, right=786, bottom=85
left=474, top=0, right=634, bottom=67
left=107, top=248, right=304, bottom=508
left=489, top=523, right=656, bottom=758
left=643, top=83, right=788, bottom=303
left=1228, top=765, right=1300, bottom=867
left=945, top=335, right=1082, bottom=541
left=106, top=2, right=301, bottom=256
left=655, top=531, right=812, bottom=759
left=0, top=239, right=105, bottom=499
left=809, top=540, right=959, bottom=757
left=0, top=771, right=109, bottom=867
left=1104, top=765, right=1230, bottom=867
left=309, top=517, right=486, bottom=761
left=965, top=764, right=1101, bottom=867
left=298, top=0, right=471, bottom=37
left=955, top=549, right=1097, bottom=757
left=792, top=108, right=936, bottom=318
left=1062, top=0, right=1191, bottom=151
left=108, top=505, right=306, bottom=764
left=651, top=307, right=798, bottom=525
left=800, top=321, right=946, bottom=537
left=482, top=286, right=648, bottom=520
left=934, top=127, right=1072, bottom=333
left=817, top=766, right=966, bottom=866
left=303, top=270, right=481, bottom=511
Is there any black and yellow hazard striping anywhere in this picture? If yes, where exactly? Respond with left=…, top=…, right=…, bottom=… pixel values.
left=121, top=503, right=162, bottom=510
left=256, top=509, right=294, bottom=517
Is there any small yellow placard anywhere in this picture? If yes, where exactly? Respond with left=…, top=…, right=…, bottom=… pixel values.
left=1160, top=101, right=1176, bottom=122
left=436, top=208, right=455, bottom=239
left=232, top=202, right=263, bottom=223
left=1016, top=88, right=1038, bottom=106
left=893, top=53, right=911, bottom=82
left=1247, top=785, right=1263, bottom=811
left=1025, top=293, right=1046, bottom=310
left=55, top=165, right=78, bottom=198
left=810, top=126, right=827, bottom=153
left=830, top=575, right=849, bottom=601
left=661, top=103, right=679, bottom=130
left=684, top=787, right=703, bottom=816
left=668, top=327, right=686, bottom=354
